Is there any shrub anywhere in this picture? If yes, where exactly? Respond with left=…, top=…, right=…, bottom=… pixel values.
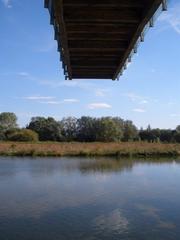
left=7, top=129, right=39, bottom=142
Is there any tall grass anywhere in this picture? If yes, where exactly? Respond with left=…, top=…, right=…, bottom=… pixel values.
left=0, top=142, right=179, bottom=157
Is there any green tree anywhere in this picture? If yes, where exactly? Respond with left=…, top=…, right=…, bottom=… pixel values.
left=27, top=117, right=62, bottom=141
left=95, top=117, right=122, bottom=142
left=61, top=117, right=77, bottom=141
left=7, top=129, right=39, bottom=142
left=0, top=112, right=18, bottom=131
left=76, top=116, right=97, bottom=142
left=159, top=129, right=173, bottom=143
left=122, top=120, right=138, bottom=141
left=176, top=125, right=180, bottom=133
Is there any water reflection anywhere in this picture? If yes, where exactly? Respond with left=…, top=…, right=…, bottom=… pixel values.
left=0, top=157, right=180, bottom=240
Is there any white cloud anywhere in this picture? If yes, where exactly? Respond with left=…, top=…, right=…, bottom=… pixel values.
left=23, top=96, right=55, bottom=101
left=1, top=0, right=12, bottom=8
left=63, top=99, right=79, bottom=103
left=17, top=72, right=30, bottom=77
left=40, top=80, right=78, bottom=88
left=88, top=103, right=112, bottom=110
left=159, top=3, right=180, bottom=34
left=122, top=92, right=144, bottom=102
left=133, top=108, right=146, bottom=113
left=122, top=92, right=150, bottom=105
left=39, top=101, right=62, bottom=105
left=95, top=89, right=110, bottom=97
left=139, top=100, right=148, bottom=104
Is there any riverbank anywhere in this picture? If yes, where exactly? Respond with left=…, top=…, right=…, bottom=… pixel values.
left=0, top=142, right=180, bottom=157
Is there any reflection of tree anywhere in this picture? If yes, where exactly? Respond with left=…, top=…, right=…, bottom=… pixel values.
left=79, top=157, right=180, bottom=174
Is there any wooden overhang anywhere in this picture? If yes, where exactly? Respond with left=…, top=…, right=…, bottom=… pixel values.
left=44, top=0, right=167, bottom=80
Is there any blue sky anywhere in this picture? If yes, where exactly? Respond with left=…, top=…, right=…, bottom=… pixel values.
left=0, top=0, right=180, bottom=129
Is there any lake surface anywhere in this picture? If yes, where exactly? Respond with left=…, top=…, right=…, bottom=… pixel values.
left=0, top=157, right=180, bottom=240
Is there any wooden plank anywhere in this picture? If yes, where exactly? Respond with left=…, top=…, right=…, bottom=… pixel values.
left=64, top=8, right=141, bottom=24
left=113, top=0, right=162, bottom=79
left=70, top=53, right=122, bottom=58
left=68, top=40, right=128, bottom=49
left=45, top=0, right=164, bottom=80
left=69, top=47, right=126, bottom=53
left=53, top=0, right=72, bottom=79
left=67, top=32, right=130, bottom=41
left=72, top=74, right=113, bottom=79
left=64, top=0, right=145, bottom=8
left=71, top=59, right=118, bottom=67
left=72, top=66, right=116, bottom=70
left=44, top=0, right=49, bottom=8
left=66, top=23, right=137, bottom=36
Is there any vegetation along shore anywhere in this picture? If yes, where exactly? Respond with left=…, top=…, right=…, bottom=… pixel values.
left=1, top=112, right=180, bottom=157
left=0, top=142, right=180, bottom=157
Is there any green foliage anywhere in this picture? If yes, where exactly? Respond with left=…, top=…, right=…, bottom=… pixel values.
left=0, top=126, right=6, bottom=141
left=122, top=121, right=138, bottom=141
left=159, top=129, right=173, bottom=143
left=77, top=116, right=97, bottom=142
left=61, top=117, right=77, bottom=141
left=7, top=129, right=38, bottom=142
left=95, top=117, right=122, bottom=142
left=139, top=128, right=161, bottom=143
left=2, top=111, right=180, bottom=143
left=27, top=117, right=62, bottom=141
left=0, top=112, right=18, bottom=132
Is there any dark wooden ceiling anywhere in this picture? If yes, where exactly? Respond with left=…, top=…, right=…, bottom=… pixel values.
left=45, top=0, right=165, bottom=80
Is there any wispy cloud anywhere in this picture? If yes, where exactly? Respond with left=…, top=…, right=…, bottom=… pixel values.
left=139, top=100, right=148, bottom=104
left=17, top=72, right=30, bottom=78
left=22, top=96, right=79, bottom=105
left=95, top=89, right=110, bottom=97
left=1, top=0, right=12, bottom=8
left=63, top=99, right=79, bottom=103
left=40, top=79, right=101, bottom=93
left=39, top=100, right=62, bottom=105
left=23, top=96, right=55, bottom=101
left=122, top=92, right=148, bottom=104
left=88, top=103, right=112, bottom=110
left=40, top=80, right=78, bottom=88
left=159, top=3, right=180, bottom=34
left=133, top=108, right=146, bottom=113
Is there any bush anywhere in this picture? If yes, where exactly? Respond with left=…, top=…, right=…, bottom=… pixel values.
left=7, top=129, right=39, bottom=142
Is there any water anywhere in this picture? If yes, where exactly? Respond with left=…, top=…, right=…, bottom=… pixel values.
left=0, top=157, right=180, bottom=240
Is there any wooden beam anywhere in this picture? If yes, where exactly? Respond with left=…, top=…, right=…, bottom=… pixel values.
left=45, top=0, right=165, bottom=80
left=66, top=23, right=137, bottom=34
left=54, top=0, right=72, bottom=79
left=68, top=40, right=128, bottom=49
left=113, top=0, right=163, bottom=79
left=69, top=46, right=126, bottom=54
left=71, top=59, right=118, bottom=67
left=44, top=0, right=49, bottom=8
left=67, top=32, right=130, bottom=41
left=70, top=53, right=122, bottom=58
left=63, top=0, right=145, bottom=8
left=72, top=74, right=113, bottom=79
left=64, top=8, right=141, bottom=24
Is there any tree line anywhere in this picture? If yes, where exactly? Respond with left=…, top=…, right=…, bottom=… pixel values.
left=0, top=112, right=180, bottom=143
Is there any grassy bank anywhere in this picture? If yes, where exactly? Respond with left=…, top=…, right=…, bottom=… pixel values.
left=0, top=142, right=180, bottom=157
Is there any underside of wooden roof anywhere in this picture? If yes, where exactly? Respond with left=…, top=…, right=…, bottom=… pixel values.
left=45, top=0, right=167, bottom=80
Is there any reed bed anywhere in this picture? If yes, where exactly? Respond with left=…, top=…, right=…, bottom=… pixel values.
left=0, top=142, right=179, bottom=157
